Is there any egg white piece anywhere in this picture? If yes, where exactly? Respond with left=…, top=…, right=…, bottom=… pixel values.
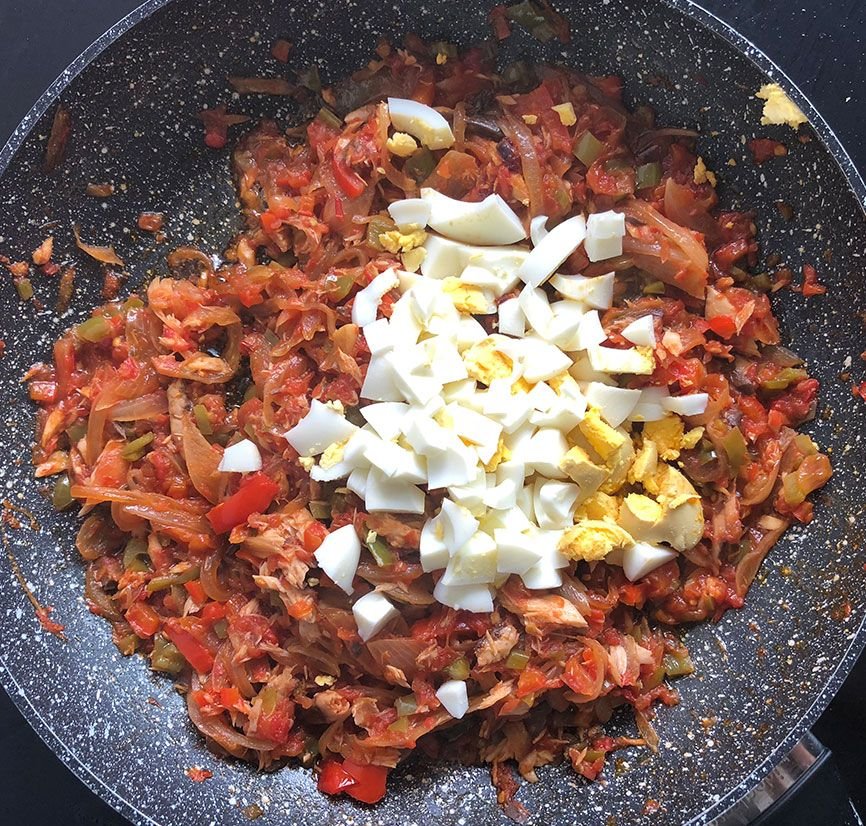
left=584, top=210, right=626, bottom=262
left=526, top=428, right=570, bottom=479
left=517, top=214, right=587, bottom=287
left=662, top=393, right=709, bottom=416
left=360, top=402, right=409, bottom=441
left=621, top=315, right=657, bottom=347
left=353, top=591, right=400, bottom=642
left=441, top=531, right=498, bottom=585
left=285, top=400, right=358, bottom=456
left=314, top=524, right=361, bottom=595
left=622, top=542, right=678, bottom=582
left=587, top=345, right=654, bottom=375
left=439, top=499, right=480, bottom=554
left=518, top=285, right=554, bottom=334
left=362, top=317, right=396, bottom=355
left=387, top=98, right=455, bottom=149
left=435, top=679, right=470, bottom=719
left=497, top=297, right=525, bottom=337
left=360, top=354, right=403, bottom=402
left=346, top=467, right=369, bottom=500
left=574, top=309, right=607, bottom=351
left=388, top=198, right=432, bottom=230
left=530, top=215, right=549, bottom=246
left=421, top=188, right=527, bottom=246
left=550, top=272, right=614, bottom=310
left=365, top=468, right=425, bottom=513
left=433, top=580, right=494, bottom=613
left=493, top=529, right=543, bottom=574
left=584, top=383, right=642, bottom=428
left=218, top=438, right=262, bottom=473
left=351, top=268, right=399, bottom=327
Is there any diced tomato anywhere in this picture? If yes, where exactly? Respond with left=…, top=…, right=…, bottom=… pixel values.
left=515, top=665, right=560, bottom=698
left=206, top=472, right=280, bottom=533
left=303, top=520, right=329, bottom=552
left=748, top=138, right=787, bottom=164
left=342, top=760, right=389, bottom=804
left=254, top=695, right=295, bottom=744
left=260, top=210, right=283, bottom=233
left=125, top=602, right=162, bottom=638
left=707, top=314, right=737, bottom=338
left=562, top=647, right=604, bottom=695
left=199, top=601, right=226, bottom=624
left=586, top=158, right=635, bottom=197
left=163, top=616, right=216, bottom=673
left=219, top=686, right=243, bottom=710
left=317, top=759, right=358, bottom=796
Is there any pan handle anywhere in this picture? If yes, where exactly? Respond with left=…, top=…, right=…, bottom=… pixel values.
left=711, top=732, right=863, bottom=825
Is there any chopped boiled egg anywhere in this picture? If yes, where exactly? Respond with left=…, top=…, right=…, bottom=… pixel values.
left=420, top=517, right=450, bottom=572
left=517, top=214, right=587, bottom=287
left=621, top=314, right=657, bottom=347
left=584, top=210, right=626, bottom=262
left=314, top=524, right=361, bottom=594
left=550, top=272, right=614, bottom=310
left=533, top=479, right=581, bottom=529
left=387, top=98, right=455, bottom=150
left=388, top=198, right=432, bottom=230
left=218, top=438, right=262, bottom=473
left=435, top=679, right=470, bottom=718
left=352, top=591, right=400, bottom=641
left=621, top=542, right=678, bottom=582
left=583, top=383, right=642, bottom=428
left=439, top=498, right=479, bottom=554
left=494, top=529, right=543, bottom=574
left=420, top=234, right=528, bottom=296
left=352, top=268, right=400, bottom=327
left=530, top=215, right=549, bottom=246
left=574, top=309, right=607, bottom=350
left=433, top=580, right=494, bottom=613
left=420, top=188, right=527, bottom=246
left=518, top=284, right=554, bottom=334
left=441, top=531, right=498, bottom=585
left=360, top=402, right=409, bottom=441
left=498, top=297, right=525, bottom=337
left=559, top=520, right=634, bottom=562
left=365, top=467, right=425, bottom=513
left=661, top=393, right=709, bottom=416
left=285, top=400, right=358, bottom=456
left=587, top=345, right=655, bottom=375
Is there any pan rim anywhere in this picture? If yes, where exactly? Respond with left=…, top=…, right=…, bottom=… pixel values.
left=0, top=2, right=863, bottom=825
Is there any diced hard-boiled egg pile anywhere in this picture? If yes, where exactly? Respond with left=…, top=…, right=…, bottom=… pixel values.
left=283, top=99, right=710, bottom=646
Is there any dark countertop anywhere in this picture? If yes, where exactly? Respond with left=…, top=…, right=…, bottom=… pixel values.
left=0, top=1, right=862, bottom=824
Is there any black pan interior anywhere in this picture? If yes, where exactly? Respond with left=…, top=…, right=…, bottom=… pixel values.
left=0, top=1, right=864, bottom=824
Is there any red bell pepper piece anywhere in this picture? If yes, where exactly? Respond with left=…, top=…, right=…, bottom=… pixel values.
left=206, top=472, right=279, bottom=533
left=342, top=760, right=389, bottom=804
left=331, top=153, right=366, bottom=199
left=125, top=602, right=162, bottom=638
left=316, top=758, right=389, bottom=803
left=317, top=759, right=358, bottom=796
left=163, top=616, right=216, bottom=673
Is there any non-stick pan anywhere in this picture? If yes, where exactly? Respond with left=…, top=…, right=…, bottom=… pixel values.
left=0, top=1, right=864, bottom=824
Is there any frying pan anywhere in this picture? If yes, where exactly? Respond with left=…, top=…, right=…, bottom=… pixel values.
left=0, top=1, right=864, bottom=824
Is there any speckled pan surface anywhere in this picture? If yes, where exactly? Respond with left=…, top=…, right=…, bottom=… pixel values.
left=0, top=1, right=863, bottom=824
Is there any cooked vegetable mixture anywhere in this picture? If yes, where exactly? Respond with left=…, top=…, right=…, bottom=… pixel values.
left=28, top=31, right=831, bottom=809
